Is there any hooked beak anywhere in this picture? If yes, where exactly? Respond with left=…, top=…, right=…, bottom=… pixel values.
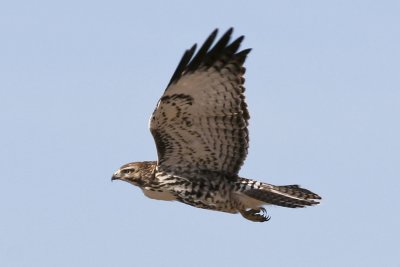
left=111, top=170, right=121, bottom=181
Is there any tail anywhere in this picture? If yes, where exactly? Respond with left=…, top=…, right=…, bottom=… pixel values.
left=244, top=183, right=321, bottom=208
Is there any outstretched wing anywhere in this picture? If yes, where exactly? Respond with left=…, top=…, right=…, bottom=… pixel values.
left=150, top=28, right=251, bottom=176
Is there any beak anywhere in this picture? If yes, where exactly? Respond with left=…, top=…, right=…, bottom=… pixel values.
left=111, top=170, right=121, bottom=181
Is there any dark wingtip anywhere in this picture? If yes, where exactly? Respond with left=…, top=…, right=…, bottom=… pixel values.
left=166, top=27, right=249, bottom=87
left=167, top=44, right=197, bottom=87
left=210, top=28, right=219, bottom=37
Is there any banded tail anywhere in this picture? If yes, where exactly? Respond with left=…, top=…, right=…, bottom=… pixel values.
left=244, top=183, right=321, bottom=208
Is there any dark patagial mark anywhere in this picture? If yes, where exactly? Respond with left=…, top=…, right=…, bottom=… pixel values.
left=160, top=94, right=194, bottom=106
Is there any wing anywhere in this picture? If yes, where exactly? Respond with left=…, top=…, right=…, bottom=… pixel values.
left=150, top=28, right=251, bottom=176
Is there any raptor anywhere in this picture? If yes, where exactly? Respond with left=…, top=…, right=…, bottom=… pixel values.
left=112, top=28, right=321, bottom=222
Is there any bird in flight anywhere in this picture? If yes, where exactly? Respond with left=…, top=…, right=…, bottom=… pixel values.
left=112, top=28, right=321, bottom=222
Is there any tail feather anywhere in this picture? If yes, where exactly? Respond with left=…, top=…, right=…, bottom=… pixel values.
left=245, top=184, right=321, bottom=208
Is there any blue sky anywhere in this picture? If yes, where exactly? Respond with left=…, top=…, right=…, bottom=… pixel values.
left=1, top=1, right=399, bottom=266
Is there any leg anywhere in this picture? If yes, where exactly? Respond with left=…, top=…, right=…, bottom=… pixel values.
left=239, top=207, right=271, bottom=222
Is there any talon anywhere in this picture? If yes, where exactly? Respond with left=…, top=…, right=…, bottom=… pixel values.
left=259, top=207, right=271, bottom=222
left=240, top=207, right=271, bottom=222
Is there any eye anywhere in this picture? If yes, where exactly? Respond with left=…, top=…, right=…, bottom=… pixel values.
left=122, top=168, right=135, bottom=174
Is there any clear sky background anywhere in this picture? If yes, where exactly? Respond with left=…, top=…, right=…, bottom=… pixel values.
left=1, top=1, right=399, bottom=266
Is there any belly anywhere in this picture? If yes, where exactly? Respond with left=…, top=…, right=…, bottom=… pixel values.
left=142, top=188, right=177, bottom=201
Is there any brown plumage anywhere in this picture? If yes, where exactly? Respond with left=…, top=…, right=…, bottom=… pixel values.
left=112, top=28, right=321, bottom=222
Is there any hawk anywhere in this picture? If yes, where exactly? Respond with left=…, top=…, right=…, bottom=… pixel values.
left=112, top=28, right=321, bottom=222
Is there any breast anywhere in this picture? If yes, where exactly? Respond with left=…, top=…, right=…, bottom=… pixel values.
left=142, top=188, right=177, bottom=201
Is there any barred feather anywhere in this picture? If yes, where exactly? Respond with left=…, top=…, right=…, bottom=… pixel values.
left=112, top=28, right=321, bottom=222
left=244, top=183, right=321, bottom=208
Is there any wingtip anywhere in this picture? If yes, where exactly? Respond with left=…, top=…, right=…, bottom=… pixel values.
left=210, top=28, right=219, bottom=37
left=188, top=43, right=197, bottom=54
left=222, top=27, right=234, bottom=40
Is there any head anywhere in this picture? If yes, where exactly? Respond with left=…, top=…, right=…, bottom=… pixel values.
left=111, top=161, right=156, bottom=186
